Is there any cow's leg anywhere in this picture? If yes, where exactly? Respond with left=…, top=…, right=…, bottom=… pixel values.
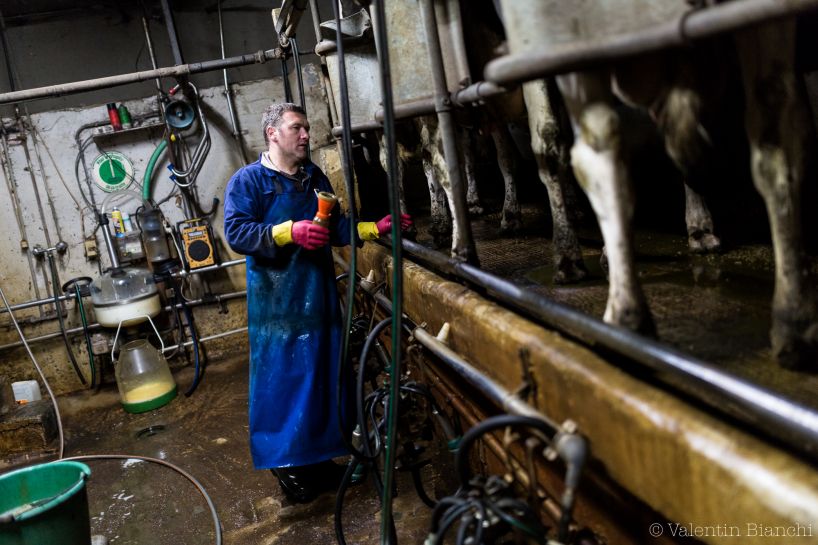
left=524, top=79, right=588, bottom=284
left=735, top=21, right=818, bottom=369
left=653, top=84, right=721, bottom=253
left=490, top=124, right=523, bottom=234
left=422, top=150, right=451, bottom=249
left=683, top=185, right=720, bottom=253
left=560, top=72, right=654, bottom=333
left=459, top=127, right=485, bottom=216
left=379, top=132, right=410, bottom=216
left=419, top=116, right=477, bottom=260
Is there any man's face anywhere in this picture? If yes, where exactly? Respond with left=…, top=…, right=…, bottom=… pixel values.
left=269, top=110, right=310, bottom=162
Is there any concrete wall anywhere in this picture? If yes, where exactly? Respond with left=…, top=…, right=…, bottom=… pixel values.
left=0, top=1, right=341, bottom=395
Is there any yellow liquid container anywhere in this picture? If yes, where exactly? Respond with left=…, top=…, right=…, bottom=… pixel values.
left=115, top=339, right=177, bottom=413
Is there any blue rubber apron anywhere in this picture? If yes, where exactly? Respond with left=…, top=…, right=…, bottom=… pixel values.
left=246, top=173, right=347, bottom=469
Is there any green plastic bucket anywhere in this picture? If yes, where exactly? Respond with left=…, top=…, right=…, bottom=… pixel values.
left=0, top=461, right=92, bottom=545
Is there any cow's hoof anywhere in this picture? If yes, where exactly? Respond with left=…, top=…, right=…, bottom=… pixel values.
left=688, top=231, right=721, bottom=254
left=606, top=302, right=656, bottom=337
left=553, top=258, right=588, bottom=285
left=500, top=215, right=523, bottom=235
left=772, top=315, right=818, bottom=370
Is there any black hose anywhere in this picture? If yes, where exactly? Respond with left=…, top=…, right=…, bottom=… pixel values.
left=172, top=279, right=203, bottom=396
left=331, top=0, right=362, bottom=463
left=292, top=38, right=307, bottom=113
left=74, top=284, right=95, bottom=388
left=334, top=458, right=360, bottom=545
left=410, top=466, right=436, bottom=508
left=281, top=55, right=292, bottom=103
left=45, top=253, right=86, bottom=385
left=356, top=318, right=392, bottom=461
left=455, top=415, right=552, bottom=487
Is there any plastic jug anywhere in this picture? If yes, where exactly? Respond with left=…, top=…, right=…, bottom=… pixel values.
left=112, top=317, right=177, bottom=413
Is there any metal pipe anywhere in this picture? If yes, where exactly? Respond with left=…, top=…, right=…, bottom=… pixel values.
left=98, top=213, right=120, bottom=269
left=27, top=120, right=65, bottom=241
left=0, top=292, right=74, bottom=315
left=329, top=80, right=512, bottom=136
left=418, top=0, right=476, bottom=264
left=0, top=49, right=283, bottom=106
left=164, top=326, right=247, bottom=352
left=443, top=0, right=471, bottom=86
left=308, top=0, right=323, bottom=46
left=18, top=123, right=53, bottom=248
left=0, top=255, right=244, bottom=316
left=452, top=80, right=509, bottom=107
left=142, top=16, right=164, bottom=95
left=0, top=130, right=44, bottom=305
left=375, top=98, right=436, bottom=123
left=484, top=0, right=818, bottom=85
left=385, top=238, right=818, bottom=460
left=413, top=327, right=554, bottom=428
left=39, top=245, right=87, bottom=385
left=173, top=257, right=246, bottom=278
left=217, top=0, right=249, bottom=164
left=160, top=0, right=184, bottom=66
left=0, top=290, right=247, bottom=352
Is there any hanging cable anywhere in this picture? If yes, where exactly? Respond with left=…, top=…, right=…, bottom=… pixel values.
left=330, top=0, right=362, bottom=463
left=369, top=1, right=405, bottom=541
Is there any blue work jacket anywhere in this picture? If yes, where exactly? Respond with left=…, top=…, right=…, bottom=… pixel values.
left=223, top=157, right=356, bottom=469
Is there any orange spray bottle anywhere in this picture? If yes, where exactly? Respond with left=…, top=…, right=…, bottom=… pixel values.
left=313, top=191, right=338, bottom=228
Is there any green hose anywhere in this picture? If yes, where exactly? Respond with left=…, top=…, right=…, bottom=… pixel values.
left=143, top=139, right=168, bottom=202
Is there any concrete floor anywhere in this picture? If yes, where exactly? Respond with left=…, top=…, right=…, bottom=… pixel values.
left=10, top=355, right=451, bottom=545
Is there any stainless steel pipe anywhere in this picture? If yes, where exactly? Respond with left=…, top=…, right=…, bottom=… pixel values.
left=484, top=0, right=818, bottom=85
left=0, top=290, right=247, bottom=352
left=0, top=49, right=283, bottom=106
left=385, top=238, right=818, bottom=460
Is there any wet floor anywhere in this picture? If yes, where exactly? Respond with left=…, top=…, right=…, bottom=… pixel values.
left=10, top=355, right=452, bottom=545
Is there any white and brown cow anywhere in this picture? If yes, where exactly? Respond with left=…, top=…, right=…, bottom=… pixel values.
left=492, top=0, right=818, bottom=368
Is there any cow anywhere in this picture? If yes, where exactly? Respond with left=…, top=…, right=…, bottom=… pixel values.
left=491, top=0, right=818, bottom=368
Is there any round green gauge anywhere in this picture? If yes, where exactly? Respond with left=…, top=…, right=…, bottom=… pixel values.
left=92, top=151, right=135, bottom=193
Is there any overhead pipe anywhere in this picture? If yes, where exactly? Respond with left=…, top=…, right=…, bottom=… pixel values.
left=484, top=0, right=818, bottom=85
left=378, top=238, right=818, bottom=461
left=417, top=0, right=476, bottom=264
left=0, top=49, right=284, bottom=106
left=329, top=78, right=511, bottom=137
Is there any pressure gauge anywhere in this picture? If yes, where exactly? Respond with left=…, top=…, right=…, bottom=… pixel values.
left=92, top=151, right=135, bottom=192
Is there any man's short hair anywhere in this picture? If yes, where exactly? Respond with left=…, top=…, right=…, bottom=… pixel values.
left=262, top=102, right=307, bottom=144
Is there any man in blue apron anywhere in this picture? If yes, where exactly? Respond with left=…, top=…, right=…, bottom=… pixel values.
left=224, top=102, right=411, bottom=503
